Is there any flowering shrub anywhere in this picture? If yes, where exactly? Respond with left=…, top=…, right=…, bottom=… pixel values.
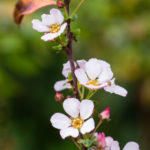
left=14, top=0, right=140, bottom=149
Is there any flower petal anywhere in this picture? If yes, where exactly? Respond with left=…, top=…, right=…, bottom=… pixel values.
left=41, top=14, right=55, bottom=26
left=60, top=127, right=79, bottom=139
left=75, top=68, right=88, bottom=85
left=32, top=19, right=49, bottom=32
left=80, top=100, right=94, bottom=120
left=50, top=8, right=64, bottom=24
left=41, top=32, right=59, bottom=41
left=98, top=67, right=113, bottom=84
left=80, top=118, right=95, bottom=134
left=54, top=79, right=71, bottom=91
left=77, top=59, right=87, bottom=70
left=63, top=98, right=80, bottom=118
left=104, top=82, right=128, bottom=97
left=41, top=23, right=67, bottom=41
left=123, top=142, right=140, bottom=150
left=50, top=113, right=71, bottom=130
left=62, top=60, right=76, bottom=78
left=85, top=58, right=102, bottom=80
left=105, top=137, right=120, bottom=150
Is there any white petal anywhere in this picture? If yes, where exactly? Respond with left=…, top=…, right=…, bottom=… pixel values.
left=41, top=32, right=59, bottom=41
left=104, top=83, right=127, bottom=97
left=77, top=59, right=87, bottom=70
left=41, top=14, right=55, bottom=26
left=54, top=79, right=71, bottom=91
left=62, top=61, right=71, bottom=77
left=123, top=142, right=140, bottom=150
left=41, top=23, right=67, bottom=41
left=105, top=137, right=120, bottom=150
left=50, top=8, right=64, bottom=24
left=85, top=58, right=102, bottom=80
left=98, top=67, right=113, bottom=84
left=60, top=127, right=79, bottom=139
left=50, top=113, right=71, bottom=130
left=80, top=100, right=94, bottom=120
left=75, top=68, right=88, bottom=85
left=32, top=19, right=49, bottom=32
left=63, top=98, right=80, bottom=118
left=80, top=118, right=95, bottom=134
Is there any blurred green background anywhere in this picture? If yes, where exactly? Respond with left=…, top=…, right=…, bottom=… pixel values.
left=0, top=0, right=150, bottom=150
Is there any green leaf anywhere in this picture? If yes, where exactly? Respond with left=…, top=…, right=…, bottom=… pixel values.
left=52, top=44, right=63, bottom=51
left=68, top=72, right=73, bottom=81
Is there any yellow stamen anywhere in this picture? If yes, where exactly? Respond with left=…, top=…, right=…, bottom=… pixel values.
left=87, top=80, right=100, bottom=86
left=50, top=24, right=61, bottom=33
left=72, top=118, right=83, bottom=129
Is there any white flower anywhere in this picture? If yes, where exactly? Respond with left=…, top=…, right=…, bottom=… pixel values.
left=50, top=98, right=95, bottom=139
left=54, top=60, right=84, bottom=91
left=32, top=8, right=67, bottom=41
left=54, top=61, right=72, bottom=91
left=105, top=137, right=140, bottom=150
left=75, top=58, right=127, bottom=97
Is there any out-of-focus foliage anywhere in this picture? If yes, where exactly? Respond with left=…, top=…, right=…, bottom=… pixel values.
left=0, top=0, right=150, bottom=150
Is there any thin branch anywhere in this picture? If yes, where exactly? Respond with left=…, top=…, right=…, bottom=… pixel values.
left=64, top=0, right=79, bottom=99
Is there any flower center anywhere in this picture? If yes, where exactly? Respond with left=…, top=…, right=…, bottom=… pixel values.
left=72, top=118, right=83, bottom=129
left=50, top=24, right=61, bottom=33
left=87, top=80, right=100, bottom=86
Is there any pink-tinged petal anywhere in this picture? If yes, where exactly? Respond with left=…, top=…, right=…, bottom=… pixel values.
left=41, top=23, right=67, bottom=41
left=62, top=60, right=76, bottom=78
left=41, top=32, right=59, bottom=41
left=123, top=142, right=140, bottom=150
left=63, top=98, right=80, bottom=118
left=98, top=67, right=113, bottom=84
left=50, top=113, right=71, bottom=130
left=80, top=118, right=95, bottom=134
left=99, top=60, right=111, bottom=68
left=62, top=61, right=71, bottom=77
left=50, top=8, right=64, bottom=24
left=111, top=141, right=120, bottom=150
left=54, top=79, right=71, bottom=91
left=32, top=19, right=49, bottom=32
left=80, top=100, right=94, bottom=120
left=85, top=58, right=102, bottom=80
left=41, top=14, right=55, bottom=26
left=75, top=68, right=88, bottom=85
left=100, top=107, right=110, bottom=120
left=60, top=127, right=79, bottom=139
left=77, top=59, right=87, bottom=70
left=104, top=84, right=128, bottom=97
left=105, top=137, right=120, bottom=150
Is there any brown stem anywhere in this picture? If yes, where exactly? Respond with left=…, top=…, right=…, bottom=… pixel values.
left=64, top=0, right=79, bottom=99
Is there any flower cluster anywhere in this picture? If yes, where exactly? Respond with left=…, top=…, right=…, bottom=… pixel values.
left=31, top=6, right=140, bottom=150
left=95, top=132, right=139, bottom=150
left=54, top=58, right=127, bottom=97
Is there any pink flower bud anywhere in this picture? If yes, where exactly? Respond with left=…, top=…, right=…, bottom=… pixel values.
left=67, top=95, right=71, bottom=98
left=95, top=132, right=106, bottom=148
left=57, top=1, right=64, bottom=8
left=55, top=92, right=64, bottom=102
left=100, top=107, right=110, bottom=120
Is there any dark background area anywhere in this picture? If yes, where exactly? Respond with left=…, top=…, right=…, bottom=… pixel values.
left=0, top=0, right=150, bottom=150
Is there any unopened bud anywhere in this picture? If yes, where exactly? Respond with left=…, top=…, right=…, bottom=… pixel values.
left=55, top=92, right=65, bottom=102
left=67, top=95, right=71, bottom=98
left=57, top=1, right=64, bottom=8
left=100, top=107, right=110, bottom=120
